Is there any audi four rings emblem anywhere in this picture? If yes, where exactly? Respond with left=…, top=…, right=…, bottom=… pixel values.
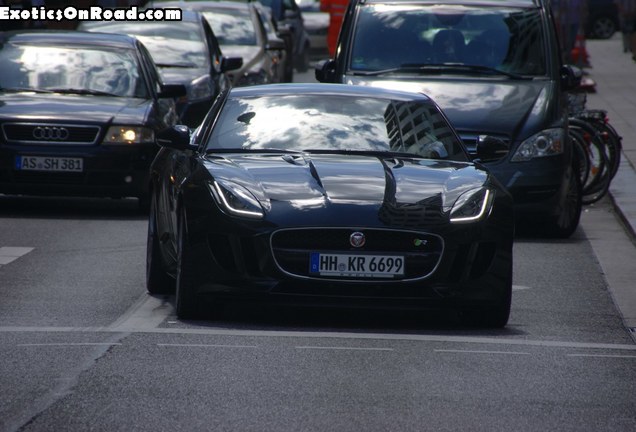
left=349, top=231, right=366, bottom=248
left=32, top=126, right=70, bottom=141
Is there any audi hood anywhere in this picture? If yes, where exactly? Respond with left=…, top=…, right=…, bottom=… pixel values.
left=0, top=93, right=154, bottom=125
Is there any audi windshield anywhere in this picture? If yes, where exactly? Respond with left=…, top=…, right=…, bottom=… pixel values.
left=0, top=43, right=148, bottom=98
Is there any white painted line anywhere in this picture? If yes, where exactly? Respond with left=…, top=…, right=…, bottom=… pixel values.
left=295, top=346, right=394, bottom=352
left=108, top=293, right=172, bottom=331
left=157, top=344, right=258, bottom=348
left=18, top=343, right=122, bottom=347
left=0, top=247, right=34, bottom=265
left=434, top=349, right=530, bottom=355
left=567, top=354, right=636, bottom=359
left=512, top=285, right=531, bottom=291
left=2, top=325, right=636, bottom=352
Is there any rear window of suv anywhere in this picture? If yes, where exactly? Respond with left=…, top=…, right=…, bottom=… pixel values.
left=350, top=4, right=547, bottom=76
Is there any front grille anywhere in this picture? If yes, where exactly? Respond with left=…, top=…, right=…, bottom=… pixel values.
left=2, top=123, right=101, bottom=145
left=271, top=228, right=444, bottom=281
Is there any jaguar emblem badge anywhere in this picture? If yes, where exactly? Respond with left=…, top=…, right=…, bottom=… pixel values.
left=349, top=231, right=366, bottom=248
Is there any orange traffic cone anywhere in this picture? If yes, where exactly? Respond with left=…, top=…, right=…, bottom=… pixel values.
left=571, top=31, right=590, bottom=68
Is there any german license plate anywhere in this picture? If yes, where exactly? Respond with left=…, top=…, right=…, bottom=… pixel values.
left=309, top=253, right=405, bottom=278
left=16, top=156, right=83, bottom=172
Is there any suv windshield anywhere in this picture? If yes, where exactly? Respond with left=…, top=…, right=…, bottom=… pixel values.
left=349, top=4, right=547, bottom=76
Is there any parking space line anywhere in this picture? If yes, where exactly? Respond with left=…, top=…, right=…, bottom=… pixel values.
left=0, top=247, right=34, bottom=265
left=18, top=343, right=122, bottom=347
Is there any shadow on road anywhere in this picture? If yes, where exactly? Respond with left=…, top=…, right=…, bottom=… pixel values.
left=0, top=194, right=146, bottom=220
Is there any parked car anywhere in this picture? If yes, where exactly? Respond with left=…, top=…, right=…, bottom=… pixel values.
left=257, top=0, right=312, bottom=71
left=79, top=10, right=243, bottom=128
left=0, top=30, right=185, bottom=208
left=297, top=0, right=329, bottom=57
left=585, top=0, right=619, bottom=39
left=159, top=1, right=287, bottom=86
left=316, top=0, right=582, bottom=238
left=146, top=83, right=515, bottom=327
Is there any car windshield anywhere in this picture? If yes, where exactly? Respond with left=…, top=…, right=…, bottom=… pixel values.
left=350, top=4, right=547, bottom=76
left=201, top=10, right=257, bottom=46
left=81, top=21, right=209, bottom=68
left=206, top=94, right=468, bottom=161
left=0, top=43, right=147, bottom=98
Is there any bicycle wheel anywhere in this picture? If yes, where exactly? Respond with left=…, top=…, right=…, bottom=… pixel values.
left=569, top=118, right=610, bottom=196
left=568, top=128, right=590, bottom=187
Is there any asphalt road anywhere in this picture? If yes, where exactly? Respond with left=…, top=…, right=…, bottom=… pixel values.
left=0, top=192, right=635, bottom=432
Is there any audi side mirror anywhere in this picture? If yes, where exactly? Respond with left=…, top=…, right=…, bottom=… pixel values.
left=157, top=125, right=192, bottom=150
left=315, top=59, right=336, bottom=83
left=158, top=84, right=186, bottom=99
left=475, top=135, right=508, bottom=162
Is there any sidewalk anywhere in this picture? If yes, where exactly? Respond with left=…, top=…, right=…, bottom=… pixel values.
left=584, top=34, right=636, bottom=239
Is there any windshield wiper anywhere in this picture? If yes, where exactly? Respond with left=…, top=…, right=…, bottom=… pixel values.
left=47, top=88, right=120, bottom=96
left=155, top=62, right=197, bottom=68
left=353, top=63, right=531, bottom=80
left=0, top=87, right=55, bottom=93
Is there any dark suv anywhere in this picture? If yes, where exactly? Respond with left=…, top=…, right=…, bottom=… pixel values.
left=316, top=0, right=582, bottom=237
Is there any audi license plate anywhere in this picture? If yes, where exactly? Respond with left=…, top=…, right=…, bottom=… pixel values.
left=16, top=156, right=83, bottom=172
left=309, top=253, right=405, bottom=278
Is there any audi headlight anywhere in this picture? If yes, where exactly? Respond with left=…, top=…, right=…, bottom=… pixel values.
left=103, top=126, right=154, bottom=144
left=511, top=128, right=564, bottom=162
left=188, top=75, right=214, bottom=102
left=450, top=188, right=494, bottom=223
left=208, top=179, right=264, bottom=219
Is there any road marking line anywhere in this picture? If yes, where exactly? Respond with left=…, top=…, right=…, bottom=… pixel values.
left=567, top=354, right=636, bottom=359
left=434, top=349, right=530, bottom=355
left=295, top=346, right=393, bottom=351
left=157, top=344, right=258, bottom=348
left=18, top=343, right=122, bottom=347
left=108, top=293, right=172, bottom=331
left=512, top=285, right=531, bottom=291
left=0, top=247, right=34, bottom=265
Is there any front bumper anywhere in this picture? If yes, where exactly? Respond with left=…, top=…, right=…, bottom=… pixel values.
left=0, top=143, right=157, bottom=199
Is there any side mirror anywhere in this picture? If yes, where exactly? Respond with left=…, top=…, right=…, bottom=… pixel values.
left=221, top=56, right=243, bottom=73
left=157, top=125, right=192, bottom=150
left=314, top=59, right=336, bottom=82
left=560, top=64, right=582, bottom=91
left=158, top=84, right=186, bottom=99
left=266, top=38, right=287, bottom=51
left=475, top=135, right=508, bottom=162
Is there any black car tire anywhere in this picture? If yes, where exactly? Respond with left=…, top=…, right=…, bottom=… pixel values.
left=545, top=163, right=583, bottom=238
left=146, top=196, right=175, bottom=295
left=175, top=207, right=202, bottom=319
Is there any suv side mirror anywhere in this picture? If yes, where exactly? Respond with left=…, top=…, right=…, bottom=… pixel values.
left=221, top=56, right=243, bottom=73
left=475, top=135, right=508, bottom=162
left=560, top=64, right=582, bottom=91
left=315, top=59, right=336, bottom=82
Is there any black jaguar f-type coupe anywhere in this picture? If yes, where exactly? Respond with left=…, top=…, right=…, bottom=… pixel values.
left=147, top=83, right=514, bottom=327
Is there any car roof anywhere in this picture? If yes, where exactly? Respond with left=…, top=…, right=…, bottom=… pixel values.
left=0, top=29, right=140, bottom=49
left=229, top=83, right=434, bottom=103
left=358, top=0, right=540, bottom=7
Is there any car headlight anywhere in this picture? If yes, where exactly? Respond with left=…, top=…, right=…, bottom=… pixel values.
left=208, top=179, right=264, bottom=219
left=450, top=188, right=494, bottom=223
left=103, top=126, right=155, bottom=144
left=188, top=75, right=214, bottom=102
left=511, top=128, right=564, bottom=162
